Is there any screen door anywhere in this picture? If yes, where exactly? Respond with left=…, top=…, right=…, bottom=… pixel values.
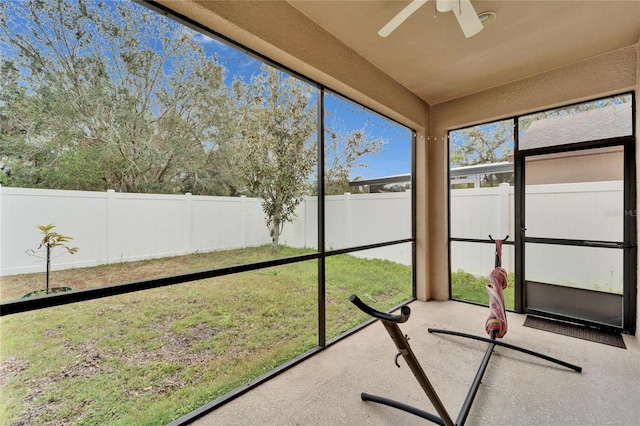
left=517, top=95, right=635, bottom=332
left=522, top=147, right=630, bottom=328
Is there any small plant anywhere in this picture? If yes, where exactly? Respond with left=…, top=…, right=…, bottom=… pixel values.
left=25, top=223, right=78, bottom=296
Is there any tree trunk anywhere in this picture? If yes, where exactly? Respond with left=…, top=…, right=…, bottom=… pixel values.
left=270, top=219, right=280, bottom=253
left=46, top=244, right=51, bottom=294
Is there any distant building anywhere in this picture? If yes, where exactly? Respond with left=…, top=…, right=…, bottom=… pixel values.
left=351, top=102, right=631, bottom=192
left=518, top=102, right=630, bottom=184
left=349, top=174, right=411, bottom=193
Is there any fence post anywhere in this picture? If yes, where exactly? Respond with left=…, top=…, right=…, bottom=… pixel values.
left=301, top=196, right=307, bottom=249
left=240, top=195, right=246, bottom=249
left=106, top=189, right=116, bottom=264
left=185, top=193, right=192, bottom=254
left=344, top=192, right=352, bottom=248
left=498, top=183, right=510, bottom=237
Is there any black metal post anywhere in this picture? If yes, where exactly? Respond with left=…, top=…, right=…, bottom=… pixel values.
left=428, top=328, right=582, bottom=373
left=361, top=393, right=445, bottom=425
left=317, top=87, right=326, bottom=347
left=379, top=320, right=454, bottom=426
left=456, top=331, right=496, bottom=426
left=350, top=295, right=454, bottom=426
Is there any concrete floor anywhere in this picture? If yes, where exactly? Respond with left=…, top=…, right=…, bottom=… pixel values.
left=191, top=301, right=640, bottom=426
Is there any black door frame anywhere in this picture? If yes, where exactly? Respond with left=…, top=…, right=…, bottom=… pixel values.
left=514, top=98, right=636, bottom=334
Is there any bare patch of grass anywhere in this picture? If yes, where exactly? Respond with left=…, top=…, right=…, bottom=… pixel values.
left=0, top=246, right=305, bottom=302
left=0, top=246, right=411, bottom=425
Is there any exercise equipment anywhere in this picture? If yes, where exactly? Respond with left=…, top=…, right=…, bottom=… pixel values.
left=350, top=236, right=582, bottom=425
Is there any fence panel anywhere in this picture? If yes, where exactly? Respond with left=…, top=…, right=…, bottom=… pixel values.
left=191, top=195, right=258, bottom=252
left=0, top=188, right=275, bottom=275
left=2, top=182, right=623, bottom=277
left=110, top=191, right=189, bottom=262
left=450, top=181, right=623, bottom=283
left=525, top=181, right=623, bottom=241
left=281, top=197, right=315, bottom=249
left=1, top=187, right=108, bottom=275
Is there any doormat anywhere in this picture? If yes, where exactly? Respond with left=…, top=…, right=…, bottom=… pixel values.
left=523, top=316, right=626, bottom=349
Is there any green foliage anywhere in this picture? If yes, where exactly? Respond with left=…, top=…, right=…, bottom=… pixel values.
left=449, top=121, right=513, bottom=167
left=28, top=224, right=79, bottom=256
left=0, top=0, right=386, bottom=198
left=0, top=0, right=234, bottom=194
left=323, top=122, right=385, bottom=195
left=449, top=120, right=514, bottom=187
left=235, top=66, right=317, bottom=253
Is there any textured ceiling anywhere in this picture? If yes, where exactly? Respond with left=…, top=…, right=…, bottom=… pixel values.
left=288, top=0, right=640, bottom=105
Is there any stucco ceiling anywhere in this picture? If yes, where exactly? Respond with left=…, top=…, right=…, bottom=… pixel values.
left=288, top=0, right=640, bottom=105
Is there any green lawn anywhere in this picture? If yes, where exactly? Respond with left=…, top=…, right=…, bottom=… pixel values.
left=0, top=246, right=412, bottom=425
left=451, top=269, right=515, bottom=310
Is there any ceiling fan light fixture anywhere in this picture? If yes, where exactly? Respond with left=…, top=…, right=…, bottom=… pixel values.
left=377, top=0, right=487, bottom=39
left=478, top=11, right=496, bottom=25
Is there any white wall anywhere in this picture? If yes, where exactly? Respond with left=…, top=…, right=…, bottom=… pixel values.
left=1, top=188, right=111, bottom=274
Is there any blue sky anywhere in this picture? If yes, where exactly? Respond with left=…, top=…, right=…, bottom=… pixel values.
left=4, top=0, right=412, bottom=182
left=194, top=33, right=412, bottom=181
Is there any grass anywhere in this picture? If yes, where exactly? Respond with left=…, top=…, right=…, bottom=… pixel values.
left=0, top=245, right=317, bottom=302
left=0, top=246, right=412, bottom=425
left=451, top=269, right=515, bottom=310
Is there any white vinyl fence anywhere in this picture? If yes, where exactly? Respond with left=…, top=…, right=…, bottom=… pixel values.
left=450, top=183, right=516, bottom=275
left=0, top=182, right=624, bottom=291
left=450, top=181, right=625, bottom=292
left=0, top=186, right=412, bottom=276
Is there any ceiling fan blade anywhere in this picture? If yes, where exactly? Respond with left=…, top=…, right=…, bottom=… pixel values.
left=452, top=0, right=484, bottom=38
left=378, top=0, right=429, bottom=37
left=436, top=0, right=457, bottom=13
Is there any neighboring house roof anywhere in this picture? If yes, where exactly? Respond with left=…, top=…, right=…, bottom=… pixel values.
left=352, top=103, right=631, bottom=190
left=348, top=174, right=411, bottom=193
left=349, top=174, right=411, bottom=187
left=519, top=102, right=632, bottom=150
left=449, top=162, right=513, bottom=177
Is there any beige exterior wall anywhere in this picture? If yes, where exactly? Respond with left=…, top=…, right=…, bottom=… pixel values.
left=430, top=46, right=638, bottom=328
left=526, top=149, right=623, bottom=185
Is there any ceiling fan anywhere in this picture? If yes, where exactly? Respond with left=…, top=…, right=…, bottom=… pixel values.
left=379, top=0, right=484, bottom=38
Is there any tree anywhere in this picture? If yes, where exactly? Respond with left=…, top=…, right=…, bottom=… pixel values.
left=0, top=59, right=40, bottom=186
left=25, top=224, right=78, bottom=295
left=323, top=123, right=385, bottom=195
left=449, top=120, right=514, bottom=187
left=0, top=0, right=237, bottom=194
left=0, top=0, right=394, bottom=254
left=235, top=66, right=317, bottom=253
